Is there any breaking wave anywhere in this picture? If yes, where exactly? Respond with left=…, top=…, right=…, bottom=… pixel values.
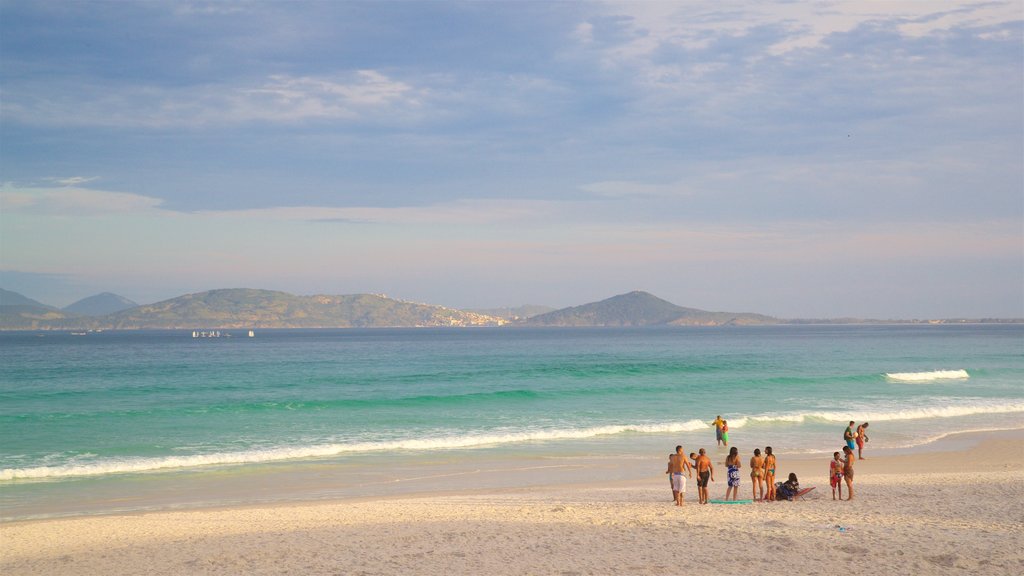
left=0, top=419, right=711, bottom=481
left=885, top=369, right=969, bottom=382
left=718, top=400, right=1024, bottom=429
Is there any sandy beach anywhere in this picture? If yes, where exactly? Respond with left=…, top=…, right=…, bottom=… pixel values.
left=3, top=429, right=1023, bottom=576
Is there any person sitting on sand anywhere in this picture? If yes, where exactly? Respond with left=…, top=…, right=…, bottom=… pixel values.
left=856, top=422, right=869, bottom=459
left=725, top=446, right=741, bottom=501
left=776, top=472, right=800, bottom=501
left=666, top=445, right=693, bottom=507
left=750, top=448, right=765, bottom=501
left=763, top=446, right=777, bottom=502
left=842, top=445, right=855, bottom=500
left=830, top=451, right=844, bottom=501
left=695, top=448, right=715, bottom=505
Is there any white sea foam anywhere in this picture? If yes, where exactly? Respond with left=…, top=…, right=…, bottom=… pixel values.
left=0, top=420, right=712, bottom=481
left=885, top=369, right=969, bottom=382
left=6, top=402, right=1023, bottom=481
left=724, top=400, right=1024, bottom=427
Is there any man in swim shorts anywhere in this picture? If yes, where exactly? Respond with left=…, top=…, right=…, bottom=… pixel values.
left=856, top=422, right=869, bottom=459
left=695, top=448, right=715, bottom=504
left=666, top=445, right=692, bottom=506
left=844, top=421, right=856, bottom=452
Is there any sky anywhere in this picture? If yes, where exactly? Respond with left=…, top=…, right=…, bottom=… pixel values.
left=1, top=1, right=1021, bottom=319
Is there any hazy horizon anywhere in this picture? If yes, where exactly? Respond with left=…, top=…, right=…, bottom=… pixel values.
left=2, top=1, right=1021, bottom=318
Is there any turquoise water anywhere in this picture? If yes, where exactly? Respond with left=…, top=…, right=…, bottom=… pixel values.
left=1, top=325, right=1022, bottom=519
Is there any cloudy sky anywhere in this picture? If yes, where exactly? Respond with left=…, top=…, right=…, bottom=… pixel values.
left=1, top=1, right=1021, bottom=318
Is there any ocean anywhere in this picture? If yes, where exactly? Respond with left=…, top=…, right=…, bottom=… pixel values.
left=1, top=324, right=1021, bottom=520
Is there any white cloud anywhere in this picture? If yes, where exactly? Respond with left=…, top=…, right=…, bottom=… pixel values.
left=578, top=179, right=694, bottom=198
left=0, top=186, right=164, bottom=215
left=2, top=70, right=425, bottom=128
left=45, top=176, right=100, bottom=187
left=594, top=1, right=1020, bottom=59
left=0, top=184, right=558, bottom=226
left=240, top=71, right=420, bottom=121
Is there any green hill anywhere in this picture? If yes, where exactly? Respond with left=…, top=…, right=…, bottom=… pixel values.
left=0, top=288, right=78, bottom=329
left=524, top=291, right=777, bottom=327
left=0, top=288, right=778, bottom=330
left=99, top=289, right=505, bottom=329
left=63, top=292, right=138, bottom=316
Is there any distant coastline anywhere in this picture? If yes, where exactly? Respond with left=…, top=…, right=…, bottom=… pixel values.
left=1, top=287, right=1020, bottom=330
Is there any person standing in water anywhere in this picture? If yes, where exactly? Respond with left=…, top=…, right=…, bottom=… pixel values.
left=750, top=448, right=765, bottom=501
left=725, top=446, right=741, bottom=501
left=721, top=420, right=730, bottom=447
left=712, top=415, right=725, bottom=446
left=763, top=446, right=777, bottom=502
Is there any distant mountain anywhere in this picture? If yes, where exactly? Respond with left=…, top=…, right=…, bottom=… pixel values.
left=524, top=291, right=777, bottom=327
left=63, top=292, right=138, bottom=316
left=468, top=305, right=556, bottom=320
left=0, top=288, right=55, bottom=309
left=0, top=288, right=75, bottom=329
left=98, top=288, right=505, bottom=329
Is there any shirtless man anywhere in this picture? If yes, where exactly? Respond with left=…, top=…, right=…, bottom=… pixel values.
left=856, top=422, right=869, bottom=459
left=750, top=448, right=765, bottom=501
left=842, top=445, right=855, bottom=500
left=695, top=448, right=715, bottom=504
left=665, top=445, right=693, bottom=506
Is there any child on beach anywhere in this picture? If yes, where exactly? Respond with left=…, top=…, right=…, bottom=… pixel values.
left=668, top=454, right=675, bottom=500
left=763, top=446, right=777, bottom=502
left=830, top=451, right=844, bottom=500
left=721, top=420, right=729, bottom=446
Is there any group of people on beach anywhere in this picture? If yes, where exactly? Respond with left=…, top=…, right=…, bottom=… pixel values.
left=665, top=416, right=870, bottom=505
left=831, top=420, right=868, bottom=500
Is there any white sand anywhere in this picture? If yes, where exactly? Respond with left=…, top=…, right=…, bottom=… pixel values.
left=2, top=433, right=1023, bottom=575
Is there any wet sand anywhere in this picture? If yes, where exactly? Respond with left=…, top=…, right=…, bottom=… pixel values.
left=2, top=429, right=1022, bottom=575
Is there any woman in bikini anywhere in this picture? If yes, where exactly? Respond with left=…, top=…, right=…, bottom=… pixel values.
left=725, top=446, right=741, bottom=501
left=750, top=448, right=764, bottom=501
left=763, top=446, right=777, bottom=502
left=842, top=445, right=855, bottom=500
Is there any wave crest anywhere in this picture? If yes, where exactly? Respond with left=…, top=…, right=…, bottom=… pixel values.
left=885, top=369, right=969, bottom=382
left=0, top=419, right=712, bottom=481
